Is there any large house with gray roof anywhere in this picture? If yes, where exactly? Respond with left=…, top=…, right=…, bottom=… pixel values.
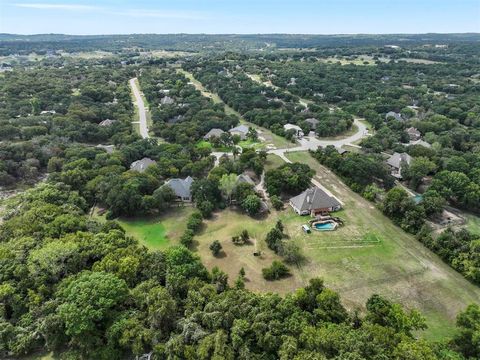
left=204, top=128, right=225, bottom=140
left=290, top=187, right=341, bottom=216
left=229, top=124, right=250, bottom=140
left=130, top=157, right=156, bottom=173
left=386, top=152, right=412, bottom=178
left=163, top=176, right=194, bottom=202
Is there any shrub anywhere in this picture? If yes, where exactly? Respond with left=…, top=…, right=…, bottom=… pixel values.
left=197, top=200, right=214, bottom=218
left=209, top=240, right=222, bottom=256
left=186, top=211, right=203, bottom=233
left=270, top=195, right=284, bottom=210
left=180, top=229, right=194, bottom=247
left=262, top=260, right=290, bottom=281
left=265, top=227, right=283, bottom=253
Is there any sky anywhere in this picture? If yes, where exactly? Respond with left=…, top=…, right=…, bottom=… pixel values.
left=1, top=0, right=479, bottom=35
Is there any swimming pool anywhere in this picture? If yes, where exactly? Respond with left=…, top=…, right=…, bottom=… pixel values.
left=314, top=222, right=335, bottom=231
left=413, top=195, right=423, bottom=204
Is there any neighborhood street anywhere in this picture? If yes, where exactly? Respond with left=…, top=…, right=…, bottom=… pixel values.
left=130, top=78, right=149, bottom=139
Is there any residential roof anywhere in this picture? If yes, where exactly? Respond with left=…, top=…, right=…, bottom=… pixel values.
left=336, top=147, right=348, bottom=155
left=385, top=111, right=403, bottom=121
left=229, top=124, right=249, bottom=134
left=204, top=128, right=225, bottom=139
left=290, top=187, right=341, bottom=212
left=96, top=144, right=115, bottom=154
left=387, top=152, right=412, bottom=169
left=130, top=157, right=156, bottom=173
left=236, top=174, right=255, bottom=186
left=305, top=118, right=320, bottom=126
left=99, top=119, right=117, bottom=126
left=284, top=123, right=303, bottom=132
left=161, top=96, right=175, bottom=105
left=408, top=139, right=432, bottom=148
left=164, top=176, right=193, bottom=199
left=406, top=127, right=421, bottom=136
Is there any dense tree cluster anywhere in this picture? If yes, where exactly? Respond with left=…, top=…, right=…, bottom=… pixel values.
left=1, top=185, right=476, bottom=359
left=139, top=68, right=239, bottom=144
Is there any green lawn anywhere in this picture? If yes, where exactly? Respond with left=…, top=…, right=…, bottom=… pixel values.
left=278, top=151, right=480, bottom=340
left=265, top=154, right=285, bottom=171
left=117, top=207, right=194, bottom=250
left=465, top=213, right=480, bottom=235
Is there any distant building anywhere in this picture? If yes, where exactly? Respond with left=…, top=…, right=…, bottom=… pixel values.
left=283, top=123, right=304, bottom=138
left=305, top=118, right=320, bottom=129
left=40, top=110, right=56, bottom=115
left=130, top=157, right=156, bottom=173
left=408, top=139, right=431, bottom=148
left=204, top=128, right=225, bottom=140
left=99, top=119, right=117, bottom=127
left=406, top=127, right=421, bottom=141
left=290, top=187, right=342, bottom=216
left=164, top=176, right=194, bottom=202
left=385, top=111, right=403, bottom=121
left=96, top=144, right=115, bottom=154
left=336, top=147, right=348, bottom=155
left=387, top=152, right=412, bottom=179
left=161, top=96, right=175, bottom=105
left=229, top=124, right=250, bottom=140
left=236, top=174, right=255, bottom=186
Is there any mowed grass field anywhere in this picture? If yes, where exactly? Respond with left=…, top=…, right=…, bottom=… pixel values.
left=100, top=206, right=194, bottom=250
left=283, top=151, right=480, bottom=340
left=193, top=151, right=480, bottom=340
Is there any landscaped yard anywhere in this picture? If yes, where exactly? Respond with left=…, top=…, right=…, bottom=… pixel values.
left=192, top=150, right=480, bottom=340
left=283, top=151, right=480, bottom=340
left=113, top=207, right=193, bottom=250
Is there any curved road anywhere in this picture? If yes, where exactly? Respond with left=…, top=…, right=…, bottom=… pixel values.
left=130, top=78, right=149, bottom=139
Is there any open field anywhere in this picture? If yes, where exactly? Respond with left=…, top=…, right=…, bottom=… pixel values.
left=117, top=207, right=193, bottom=250
left=193, top=151, right=480, bottom=340
left=283, top=151, right=480, bottom=340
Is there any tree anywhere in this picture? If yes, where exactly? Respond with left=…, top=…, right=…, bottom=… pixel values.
left=262, top=261, right=290, bottom=281
left=197, top=200, right=214, bottom=218
left=241, top=194, right=261, bottom=215
left=404, top=157, right=436, bottom=189
left=270, top=195, right=284, bottom=210
left=209, top=240, right=222, bottom=257
left=265, top=162, right=314, bottom=196
left=453, top=303, right=480, bottom=359
left=219, top=173, right=238, bottom=204
left=180, top=229, right=194, bottom=248
left=265, top=227, right=284, bottom=253
left=56, top=271, right=129, bottom=353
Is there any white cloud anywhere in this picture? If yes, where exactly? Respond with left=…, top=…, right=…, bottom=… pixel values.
left=14, top=3, right=99, bottom=11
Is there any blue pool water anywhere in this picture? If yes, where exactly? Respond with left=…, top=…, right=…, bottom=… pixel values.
left=314, top=222, right=335, bottom=230
left=413, top=195, right=423, bottom=204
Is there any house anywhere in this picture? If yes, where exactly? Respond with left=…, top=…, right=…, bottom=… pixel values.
left=386, top=152, right=412, bottom=179
left=161, top=96, right=175, bottom=105
left=408, top=139, right=431, bottom=148
left=305, top=118, right=320, bottom=129
left=290, top=187, right=342, bottom=216
left=204, top=128, right=225, bottom=140
left=167, top=115, right=184, bottom=124
left=96, top=144, right=115, bottom=154
left=229, top=125, right=250, bottom=140
left=164, top=176, right=193, bottom=202
left=130, top=157, right=156, bottom=173
left=336, top=147, right=348, bottom=155
left=99, top=119, right=117, bottom=127
left=283, top=124, right=304, bottom=138
left=406, top=127, right=421, bottom=141
left=236, top=174, right=255, bottom=186
left=385, top=111, right=403, bottom=121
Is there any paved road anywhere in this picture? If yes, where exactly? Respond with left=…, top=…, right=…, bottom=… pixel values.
left=129, top=78, right=149, bottom=139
